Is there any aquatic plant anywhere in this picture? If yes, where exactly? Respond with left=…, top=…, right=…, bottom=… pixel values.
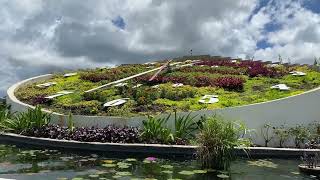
left=196, top=115, right=250, bottom=170
left=145, top=157, right=157, bottom=162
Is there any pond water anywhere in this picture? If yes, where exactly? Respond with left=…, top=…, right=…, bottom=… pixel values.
left=0, top=144, right=316, bottom=180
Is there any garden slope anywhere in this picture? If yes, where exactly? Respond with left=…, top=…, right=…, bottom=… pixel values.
left=6, top=72, right=320, bottom=146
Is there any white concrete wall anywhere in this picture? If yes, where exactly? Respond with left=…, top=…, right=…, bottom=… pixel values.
left=7, top=74, right=320, bottom=146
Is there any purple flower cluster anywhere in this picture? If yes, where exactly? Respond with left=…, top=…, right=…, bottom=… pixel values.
left=24, top=124, right=141, bottom=143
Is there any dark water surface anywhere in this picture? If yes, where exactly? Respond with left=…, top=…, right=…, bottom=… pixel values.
left=0, top=144, right=316, bottom=180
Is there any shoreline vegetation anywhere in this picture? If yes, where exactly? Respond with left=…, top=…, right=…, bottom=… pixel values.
left=1, top=102, right=320, bottom=171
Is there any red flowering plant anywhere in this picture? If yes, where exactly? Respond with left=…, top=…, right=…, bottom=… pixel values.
left=213, top=76, right=245, bottom=91
left=178, top=66, right=246, bottom=75
left=196, top=59, right=286, bottom=78
left=194, top=76, right=216, bottom=87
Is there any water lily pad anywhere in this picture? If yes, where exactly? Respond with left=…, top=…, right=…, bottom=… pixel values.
left=217, top=174, right=229, bottom=179
left=102, top=163, right=117, bottom=168
left=161, top=170, right=173, bottom=174
left=160, top=165, right=173, bottom=169
left=57, top=178, right=68, bottom=180
left=39, top=170, right=51, bottom=173
left=291, top=171, right=300, bottom=175
left=178, top=170, right=195, bottom=175
left=102, top=160, right=115, bottom=164
left=207, top=169, right=217, bottom=172
left=117, top=162, right=131, bottom=168
left=247, top=159, right=278, bottom=168
left=91, top=154, right=98, bottom=157
left=167, top=179, right=182, bottom=180
left=193, top=170, right=207, bottom=174
left=72, top=178, right=84, bottom=180
left=126, top=158, right=137, bottom=162
left=115, top=171, right=132, bottom=176
left=79, top=159, right=89, bottom=162
left=60, top=156, right=74, bottom=161
left=218, top=171, right=228, bottom=174
left=117, top=162, right=131, bottom=166
left=89, top=174, right=99, bottom=178
left=112, top=175, right=122, bottom=179
left=95, top=170, right=107, bottom=175
left=118, top=165, right=129, bottom=169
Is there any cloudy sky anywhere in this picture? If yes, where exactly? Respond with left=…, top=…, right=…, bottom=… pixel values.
left=1, top=0, right=320, bottom=96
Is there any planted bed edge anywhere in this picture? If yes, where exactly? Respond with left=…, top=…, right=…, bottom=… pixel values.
left=0, top=133, right=319, bottom=158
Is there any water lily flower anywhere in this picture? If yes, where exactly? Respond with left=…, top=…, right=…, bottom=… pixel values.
left=145, top=157, right=157, bottom=162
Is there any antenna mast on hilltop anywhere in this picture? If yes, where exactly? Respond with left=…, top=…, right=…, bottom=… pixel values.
left=278, top=54, right=283, bottom=64
left=190, top=49, right=193, bottom=56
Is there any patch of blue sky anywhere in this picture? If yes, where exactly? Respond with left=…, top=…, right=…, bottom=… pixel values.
left=302, top=0, right=320, bottom=14
left=112, top=16, right=126, bottom=30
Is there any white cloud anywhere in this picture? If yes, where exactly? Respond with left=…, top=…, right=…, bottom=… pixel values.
left=254, top=0, right=320, bottom=63
left=0, top=0, right=320, bottom=96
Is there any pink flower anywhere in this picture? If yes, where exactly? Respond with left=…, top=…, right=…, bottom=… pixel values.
left=145, top=157, right=157, bottom=161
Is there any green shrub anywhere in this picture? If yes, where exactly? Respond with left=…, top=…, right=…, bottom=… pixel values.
left=105, top=100, right=134, bottom=116
left=159, top=84, right=196, bottom=101
left=196, top=115, right=250, bottom=170
left=173, top=111, right=198, bottom=139
left=1, top=106, right=50, bottom=133
left=133, top=87, right=161, bottom=105
left=15, top=86, right=54, bottom=102
left=0, top=104, right=12, bottom=131
left=83, top=89, right=116, bottom=102
left=57, top=100, right=101, bottom=115
left=289, top=125, right=310, bottom=148
left=273, top=125, right=290, bottom=148
left=140, top=114, right=174, bottom=144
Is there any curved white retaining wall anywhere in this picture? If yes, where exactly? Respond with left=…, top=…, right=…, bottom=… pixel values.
left=7, top=74, right=320, bottom=146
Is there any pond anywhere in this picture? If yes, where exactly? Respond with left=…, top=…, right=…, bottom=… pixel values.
left=0, top=144, right=316, bottom=180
